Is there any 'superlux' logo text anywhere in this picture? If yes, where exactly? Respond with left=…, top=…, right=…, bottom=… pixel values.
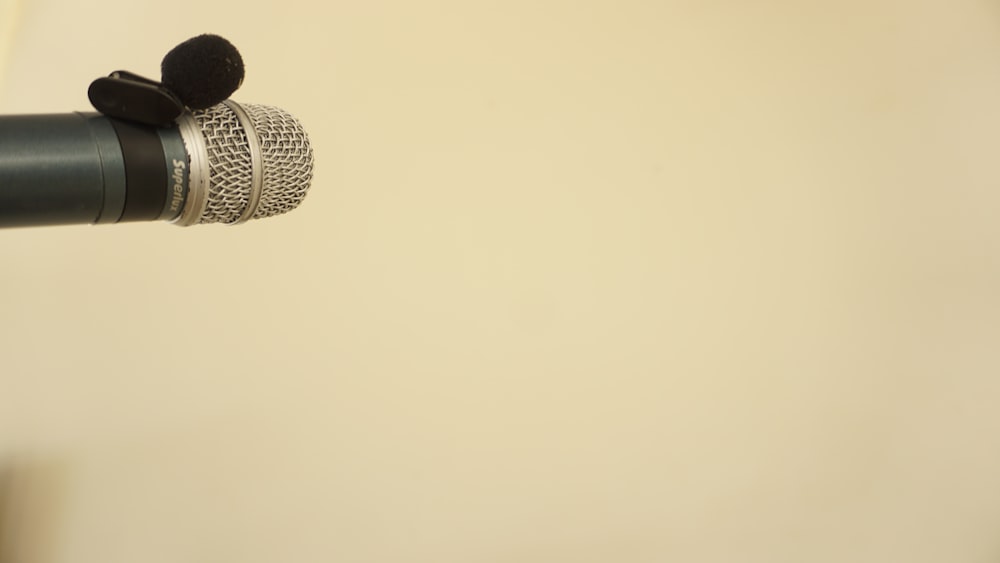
left=169, top=159, right=185, bottom=213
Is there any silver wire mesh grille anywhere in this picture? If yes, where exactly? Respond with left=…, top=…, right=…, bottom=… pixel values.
left=190, top=102, right=314, bottom=224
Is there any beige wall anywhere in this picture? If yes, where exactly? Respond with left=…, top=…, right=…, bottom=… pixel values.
left=2, top=1, right=1000, bottom=562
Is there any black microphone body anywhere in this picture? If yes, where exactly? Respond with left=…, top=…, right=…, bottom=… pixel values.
left=0, top=113, right=189, bottom=228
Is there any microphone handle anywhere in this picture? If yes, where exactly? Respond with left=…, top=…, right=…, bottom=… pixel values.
left=0, top=113, right=189, bottom=228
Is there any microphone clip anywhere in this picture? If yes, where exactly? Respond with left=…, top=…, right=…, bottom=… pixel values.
left=88, top=71, right=186, bottom=128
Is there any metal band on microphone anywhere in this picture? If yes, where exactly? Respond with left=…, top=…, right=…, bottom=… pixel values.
left=172, top=111, right=210, bottom=226
left=223, top=100, right=263, bottom=224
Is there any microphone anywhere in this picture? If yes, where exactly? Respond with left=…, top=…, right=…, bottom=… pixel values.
left=0, top=100, right=314, bottom=228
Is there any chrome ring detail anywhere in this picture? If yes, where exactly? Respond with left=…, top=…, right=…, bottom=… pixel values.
left=172, top=112, right=210, bottom=226
left=223, top=100, right=264, bottom=225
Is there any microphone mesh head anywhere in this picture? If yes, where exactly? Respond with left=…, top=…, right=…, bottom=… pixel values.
left=189, top=102, right=313, bottom=224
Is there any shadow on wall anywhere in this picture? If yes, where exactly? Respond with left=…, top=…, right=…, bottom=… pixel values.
left=0, top=457, right=70, bottom=563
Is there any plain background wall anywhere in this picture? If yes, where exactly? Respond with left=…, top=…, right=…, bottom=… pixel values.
left=2, top=1, right=1000, bottom=562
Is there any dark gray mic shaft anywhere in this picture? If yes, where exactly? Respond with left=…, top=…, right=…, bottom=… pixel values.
left=0, top=113, right=180, bottom=227
left=0, top=101, right=313, bottom=229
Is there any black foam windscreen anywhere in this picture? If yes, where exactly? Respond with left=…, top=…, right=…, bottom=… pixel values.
left=161, top=34, right=245, bottom=110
